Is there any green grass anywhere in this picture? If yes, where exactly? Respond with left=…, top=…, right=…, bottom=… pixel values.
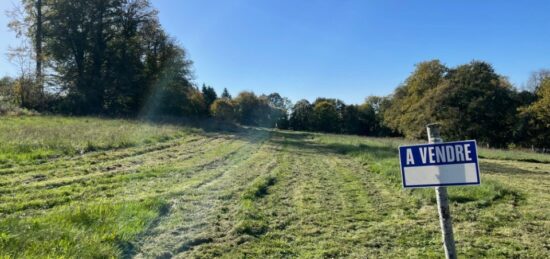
left=312, top=135, right=523, bottom=207
left=0, top=199, right=168, bottom=258
left=478, top=147, right=550, bottom=163
left=235, top=174, right=278, bottom=236
left=0, top=116, right=549, bottom=258
left=0, top=116, right=189, bottom=165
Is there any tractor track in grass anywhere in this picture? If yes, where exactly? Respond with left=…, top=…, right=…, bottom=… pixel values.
left=0, top=136, right=230, bottom=192
left=0, top=134, right=197, bottom=174
left=133, top=129, right=275, bottom=258
left=0, top=134, right=207, bottom=179
left=197, top=133, right=441, bottom=258
left=0, top=131, right=267, bottom=215
left=165, top=133, right=408, bottom=258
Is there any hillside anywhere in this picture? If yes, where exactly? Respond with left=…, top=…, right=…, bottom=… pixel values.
left=0, top=116, right=548, bottom=258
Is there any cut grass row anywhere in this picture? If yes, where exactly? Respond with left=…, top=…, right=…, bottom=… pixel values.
left=135, top=131, right=274, bottom=258
left=313, top=134, right=524, bottom=206
left=0, top=116, right=192, bottom=165
left=0, top=136, right=245, bottom=215
left=216, top=133, right=441, bottom=258
left=0, top=198, right=168, bottom=258
left=0, top=116, right=270, bottom=258
left=313, top=133, right=549, bottom=257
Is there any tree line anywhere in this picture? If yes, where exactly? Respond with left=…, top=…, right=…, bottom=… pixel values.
left=383, top=61, right=550, bottom=149
left=1, top=0, right=548, bottom=149
left=4, top=0, right=200, bottom=117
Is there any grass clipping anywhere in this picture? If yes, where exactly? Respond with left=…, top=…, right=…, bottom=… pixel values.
left=234, top=174, right=277, bottom=237
left=0, top=198, right=168, bottom=258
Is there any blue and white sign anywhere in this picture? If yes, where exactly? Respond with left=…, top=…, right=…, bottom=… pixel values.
left=399, top=140, right=480, bottom=188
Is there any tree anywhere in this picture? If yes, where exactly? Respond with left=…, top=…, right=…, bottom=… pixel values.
left=383, top=60, right=447, bottom=139
left=141, top=42, right=195, bottom=117
left=341, top=104, right=361, bottom=134
left=186, top=88, right=208, bottom=116
left=312, top=100, right=340, bottom=133
left=9, top=0, right=197, bottom=116
left=34, top=0, right=43, bottom=92
left=363, top=96, right=394, bottom=136
left=434, top=61, right=518, bottom=146
left=264, top=93, right=292, bottom=129
left=233, top=91, right=260, bottom=125
left=0, top=77, right=17, bottom=105
left=210, top=98, right=236, bottom=121
left=383, top=60, right=520, bottom=146
left=221, top=88, right=232, bottom=99
left=526, top=69, right=550, bottom=92
left=520, top=77, right=550, bottom=148
left=13, top=0, right=46, bottom=93
left=201, top=84, right=217, bottom=111
left=274, top=110, right=290, bottom=129
left=290, top=99, right=313, bottom=131
left=6, top=1, right=44, bottom=109
left=265, top=93, right=292, bottom=111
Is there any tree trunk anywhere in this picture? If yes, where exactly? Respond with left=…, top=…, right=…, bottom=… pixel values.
left=35, top=0, right=43, bottom=94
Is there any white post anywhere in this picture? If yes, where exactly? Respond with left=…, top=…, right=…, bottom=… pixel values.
left=427, top=123, right=457, bottom=259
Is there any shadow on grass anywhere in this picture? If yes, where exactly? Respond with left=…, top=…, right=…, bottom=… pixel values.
left=267, top=130, right=397, bottom=158
left=142, top=116, right=243, bottom=133
left=481, top=160, right=549, bottom=176
left=121, top=202, right=171, bottom=259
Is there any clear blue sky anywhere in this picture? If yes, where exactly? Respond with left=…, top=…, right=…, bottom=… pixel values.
left=1, top=0, right=549, bottom=104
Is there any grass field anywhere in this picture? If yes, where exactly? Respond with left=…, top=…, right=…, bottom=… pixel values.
left=0, top=116, right=549, bottom=258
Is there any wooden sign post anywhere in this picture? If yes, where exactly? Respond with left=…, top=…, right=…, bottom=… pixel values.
left=399, top=123, right=481, bottom=258
left=427, top=123, right=457, bottom=259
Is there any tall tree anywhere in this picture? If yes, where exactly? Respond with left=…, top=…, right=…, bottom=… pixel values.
left=265, top=92, right=292, bottom=111
left=201, top=84, right=217, bottom=110
left=7, top=0, right=44, bottom=108
left=34, top=0, right=43, bottom=92
left=234, top=91, right=261, bottom=125
left=11, top=0, right=196, bottom=116
left=290, top=99, right=313, bottom=131
left=383, top=60, right=447, bottom=139
left=519, top=77, right=550, bottom=148
left=434, top=61, right=517, bottom=146
left=221, top=88, right=232, bottom=99
left=341, top=104, right=361, bottom=134
left=384, top=60, right=519, bottom=146
left=210, top=98, right=236, bottom=121
left=362, top=96, right=394, bottom=136
left=141, top=41, right=195, bottom=117
left=312, top=100, right=340, bottom=133
left=264, top=93, right=292, bottom=129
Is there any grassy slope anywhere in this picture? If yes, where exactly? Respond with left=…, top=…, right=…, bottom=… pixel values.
left=0, top=116, right=548, bottom=258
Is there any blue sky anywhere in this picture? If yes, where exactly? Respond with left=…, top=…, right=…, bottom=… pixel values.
left=1, top=0, right=549, bottom=104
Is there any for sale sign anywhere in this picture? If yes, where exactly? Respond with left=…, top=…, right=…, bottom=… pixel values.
left=399, top=140, right=480, bottom=188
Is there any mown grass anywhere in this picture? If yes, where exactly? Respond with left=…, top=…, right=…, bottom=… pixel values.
left=337, top=135, right=550, bottom=163
left=0, top=117, right=548, bottom=258
left=234, top=174, right=277, bottom=236
left=0, top=115, right=259, bottom=258
left=0, top=116, right=189, bottom=165
left=311, top=133, right=549, bottom=257
left=0, top=199, right=168, bottom=258
left=478, top=147, right=550, bottom=163
left=313, top=134, right=526, bottom=206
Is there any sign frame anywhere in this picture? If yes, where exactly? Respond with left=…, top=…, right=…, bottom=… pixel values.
left=399, top=140, right=481, bottom=188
